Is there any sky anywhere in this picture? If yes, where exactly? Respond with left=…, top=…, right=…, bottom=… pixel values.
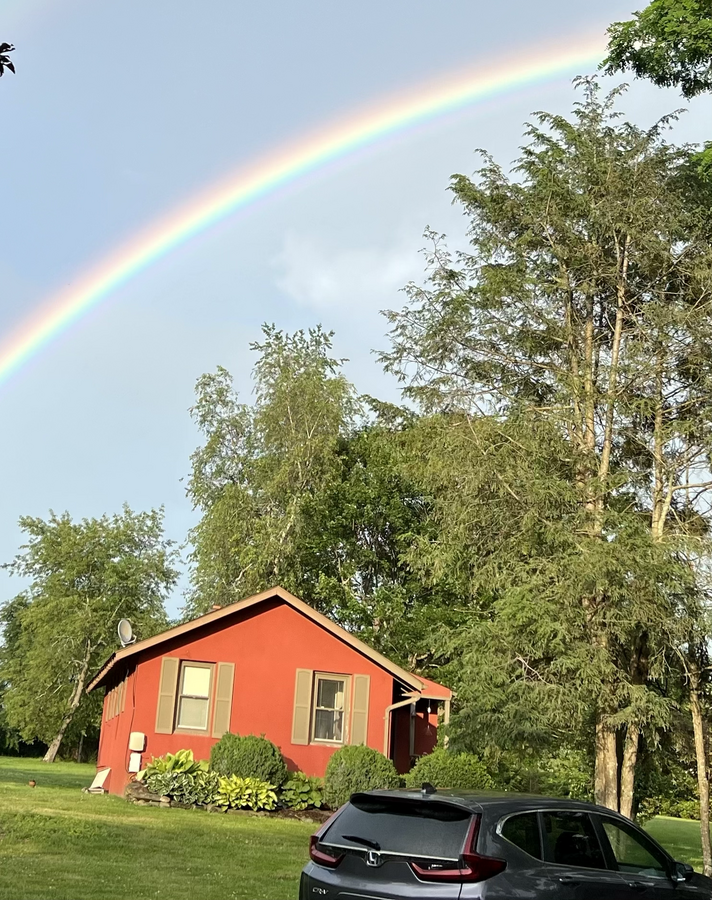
left=1, top=0, right=710, bottom=615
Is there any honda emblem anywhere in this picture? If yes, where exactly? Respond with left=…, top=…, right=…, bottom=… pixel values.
left=366, top=850, right=382, bottom=867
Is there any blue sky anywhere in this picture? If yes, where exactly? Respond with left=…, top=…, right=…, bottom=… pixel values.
left=1, top=0, right=710, bottom=614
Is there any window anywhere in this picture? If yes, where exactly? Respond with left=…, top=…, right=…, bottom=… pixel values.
left=501, top=812, right=542, bottom=859
left=176, top=663, right=213, bottom=731
left=542, top=811, right=606, bottom=870
left=600, top=818, right=668, bottom=877
left=312, top=675, right=346, bottom=743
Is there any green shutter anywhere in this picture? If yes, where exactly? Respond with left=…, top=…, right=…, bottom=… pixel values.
left=291, top=669, right=313, bottom=745
left=212, top=662, right=235, bottom=738
left=155, top=657, right=179, bottom=734
left=350, top=675, right=370, bottom=746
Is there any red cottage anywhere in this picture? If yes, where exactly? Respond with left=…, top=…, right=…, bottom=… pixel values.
left=87, top=586, right=452, bottom=796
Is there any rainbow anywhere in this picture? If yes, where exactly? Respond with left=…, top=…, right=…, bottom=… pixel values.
left=0, top=35, right=605, bottom=387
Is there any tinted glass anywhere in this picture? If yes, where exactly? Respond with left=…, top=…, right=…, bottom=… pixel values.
left=601, top=819, right=668, bottom=877
left=501, top=812, right=542, bottom=859
left=542, top=811, right=606, bottom=870
left=325, top=797, right=472, bottom=859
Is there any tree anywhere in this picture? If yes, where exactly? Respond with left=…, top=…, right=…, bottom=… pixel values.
left=604, top=0, right=712, bottom=98
left=186, top=325, right=359, bottom=615
left=0, top=43, right=15, bottom=77
left=0, top=507, right=177, bottom=762
left=381, top=80, right=712, bottom=813
left=186, top=327, right=450, bottom=667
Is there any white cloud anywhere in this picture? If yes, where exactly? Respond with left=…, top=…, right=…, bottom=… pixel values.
left=272, top=230, right=426, bottom=315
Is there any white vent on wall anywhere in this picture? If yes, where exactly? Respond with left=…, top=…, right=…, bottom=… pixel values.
left=128, top=752, right=142, bottom=773
left=128, top=732, right=146, bottom=752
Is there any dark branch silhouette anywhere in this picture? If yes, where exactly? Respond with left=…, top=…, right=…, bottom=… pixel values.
left=0, top=43, right=15, bottom=76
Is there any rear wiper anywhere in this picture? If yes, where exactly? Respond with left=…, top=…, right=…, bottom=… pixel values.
left=342, top=834, right=381, bottom=851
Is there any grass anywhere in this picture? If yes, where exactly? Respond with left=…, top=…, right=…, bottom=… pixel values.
left=0, top=756, right=314, bottom=900
left=0, top=756, right=709, bottom=900
left=645, top=815, right=708, bottom=873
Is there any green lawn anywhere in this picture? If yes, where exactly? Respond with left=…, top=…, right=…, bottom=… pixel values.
left=0, top=756, right=709, bottom=900
left=646, top=815, right=708, bottom=873
left=0, top=756, right=314, bottom=900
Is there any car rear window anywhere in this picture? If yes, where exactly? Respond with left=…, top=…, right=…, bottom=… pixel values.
left=324, top=795, right=473, bottom=859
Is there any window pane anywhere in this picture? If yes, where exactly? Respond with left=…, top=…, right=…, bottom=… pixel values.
left=182, top=665, right=210, bottom=697
left=314, top=709, right=343, bottom=742
left=501, top=813, right=542, bottom=859
left=601, top=820, right=668, bottom=876
left=317, top=678, right=344, bottom=710
left=542, top=811, right=606, bottom=870
left=177, top=696, right=209, bottom=729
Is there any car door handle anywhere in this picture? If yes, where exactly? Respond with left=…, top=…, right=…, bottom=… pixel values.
left=626, top=882, right=646, bottom=891
left=558, top=875, right=579, bottom=884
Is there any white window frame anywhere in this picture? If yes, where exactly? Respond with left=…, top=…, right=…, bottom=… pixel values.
left=175, top=661, right=214, bottom=733
left=311, top=673, right=350, bottom=745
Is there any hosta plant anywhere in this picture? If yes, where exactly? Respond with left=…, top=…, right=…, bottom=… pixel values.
left=215, top=775, right=278, bottom=811
left=280, top=772, right=324, bottom=810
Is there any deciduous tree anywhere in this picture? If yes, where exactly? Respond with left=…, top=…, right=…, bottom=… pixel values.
left=0, top=507, right=176, bottom=762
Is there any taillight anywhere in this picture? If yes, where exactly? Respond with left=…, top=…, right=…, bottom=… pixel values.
left=309, top=835, right=344, bottom=869
left=411, top=814, right=506, bottom=884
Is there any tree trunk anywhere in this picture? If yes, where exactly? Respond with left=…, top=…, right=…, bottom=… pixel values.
left=619, top=724, right=639, bottom=820
left=595, top=714, right=620, bottom=811
left=690, top=665, right=712, bottom=877
left=43, top=643, right=92, bottom=764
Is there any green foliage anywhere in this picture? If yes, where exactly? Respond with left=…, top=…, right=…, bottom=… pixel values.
left=215, top=775, right=278, bottom=811
left=144, top=769, right=220, bottom=806
left=144, top=749, right=205, bottom=777
left=404, top=748, right=493, bottom=790
left=279, top=772, right=323, bottom=810
left=323, top=745, right=401, bottom=809
left=0, top=508, right=177, bottom=760
left=186, top=325, right=359, bottom=615
left=604, top=0, right=712, bottom=97
left=209, top=733, right=288, bottom=787
left=381, top=80, right=712, bottom=811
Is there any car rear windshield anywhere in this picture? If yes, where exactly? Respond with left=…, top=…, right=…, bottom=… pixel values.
left=324, top=795, right=473, bottom=859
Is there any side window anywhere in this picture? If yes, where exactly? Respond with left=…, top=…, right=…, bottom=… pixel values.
left=599, top=818, right=669, bottom=877
left=542, top=811, right=606, bottom=870
left=500, top=812, right=542, bottom=859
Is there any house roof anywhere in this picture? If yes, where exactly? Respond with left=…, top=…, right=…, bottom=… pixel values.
left=87, top=586, right=450, bottom=698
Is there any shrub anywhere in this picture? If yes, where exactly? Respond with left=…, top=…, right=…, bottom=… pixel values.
left=145, top=769, right=220, bottom=805
left=215, top=775, right=278, bottom=811
left=280, top=772, right=324, bottom=810
left=323, top=745, right=400, bottom=809
left=404, top=749, right=494, bottom=791
left=210, top=733, right=288, bottom=787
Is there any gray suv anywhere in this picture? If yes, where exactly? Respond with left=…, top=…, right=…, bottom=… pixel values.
left=300, top=789, right=712, bottom=899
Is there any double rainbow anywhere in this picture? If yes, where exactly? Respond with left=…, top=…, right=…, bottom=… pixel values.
left=0, top=35, right=604, bottom=387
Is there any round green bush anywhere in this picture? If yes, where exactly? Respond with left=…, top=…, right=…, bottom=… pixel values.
left=323, top=745, right=401, bottom=809
left=209, top=733, right=288, bottom=787
left=404, top=749, right=494, bottom=791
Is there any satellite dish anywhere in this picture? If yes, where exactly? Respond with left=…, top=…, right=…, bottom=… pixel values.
left=117, top=619, right=136, bottom=647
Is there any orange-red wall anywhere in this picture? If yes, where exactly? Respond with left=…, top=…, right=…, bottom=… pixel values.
left=96, top=599, right=407, bottom=795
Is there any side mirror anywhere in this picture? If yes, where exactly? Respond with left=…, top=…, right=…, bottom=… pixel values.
left=672, top=861, right=694, bottom=883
